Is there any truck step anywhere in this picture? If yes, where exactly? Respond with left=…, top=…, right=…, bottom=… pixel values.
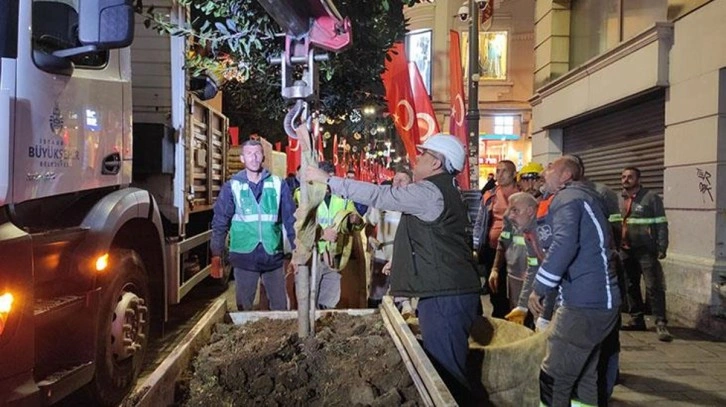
left=34, top=295, right=85, bottom=327
left=37, top=362, right=94, bottom=405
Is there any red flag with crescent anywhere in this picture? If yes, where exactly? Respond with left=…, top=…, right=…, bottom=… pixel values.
left=449, top=30, right=470, bottom=189
left=480, top=0, right=494, bottom=30
left=408, top=62, right=440, bottom=143
left=286, top=137, right=300, bottom=174
left=381, top=42, right=420, bottom=163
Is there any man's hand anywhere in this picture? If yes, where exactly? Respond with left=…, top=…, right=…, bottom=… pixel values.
left=488, top=269, right=500, bottom=294
left=658, top=251, right=666, bottom=260
left=210, top=256, right=223, bottom=279
left=368, top=237, right=382, bottom=251
left=304, top=166, right=330, bottom=184
left=505, top=307, right=527, bottom=325
left=321, top=227, right=338, bottom=242
left=286, top=262, right=298, bottom=275
left=528, top=291, right=544, bottom=318
left=382, top=261, right=392, bottom=275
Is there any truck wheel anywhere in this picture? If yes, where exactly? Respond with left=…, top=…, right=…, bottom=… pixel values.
left=89, top=249, right=150, bottom=406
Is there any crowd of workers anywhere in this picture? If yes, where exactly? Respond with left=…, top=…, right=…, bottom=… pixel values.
left=208, top=135, right=671, bottom=407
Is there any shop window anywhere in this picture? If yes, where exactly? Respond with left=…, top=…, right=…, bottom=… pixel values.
left=406, top=30, right=432, bottom=95
left=461, top=31, right=508, bottom=81
left=569, top=0, right=666, bottom=69
left=494, top=116, right=514, bottom=136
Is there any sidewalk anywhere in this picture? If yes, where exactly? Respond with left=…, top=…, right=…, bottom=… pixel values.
left=611, top=317, right=726, bottom=406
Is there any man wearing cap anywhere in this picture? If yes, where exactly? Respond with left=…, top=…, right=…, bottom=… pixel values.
left=304, top=134, right=481, bottom=403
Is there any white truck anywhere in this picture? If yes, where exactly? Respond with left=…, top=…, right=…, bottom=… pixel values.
left=0, top=0, right=229, bottom=405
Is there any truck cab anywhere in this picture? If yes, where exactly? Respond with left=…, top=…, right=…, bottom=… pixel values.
left=0, top=1, right=228, bottom=404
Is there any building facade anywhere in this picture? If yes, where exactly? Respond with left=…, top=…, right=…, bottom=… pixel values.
left=405, top=0, right=536, bottom=188
left=532, top=0, right=726, bottom=336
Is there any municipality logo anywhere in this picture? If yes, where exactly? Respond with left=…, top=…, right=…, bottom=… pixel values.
left=49, top=104, right=64, bottom=136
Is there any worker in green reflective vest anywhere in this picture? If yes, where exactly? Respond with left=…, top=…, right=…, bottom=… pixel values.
left=211, top=139, right=297, bottom=311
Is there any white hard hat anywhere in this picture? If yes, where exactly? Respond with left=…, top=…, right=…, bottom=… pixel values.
left=417, top=133, right=466, bottom=173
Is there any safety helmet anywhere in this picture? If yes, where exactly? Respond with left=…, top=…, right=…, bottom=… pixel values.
left=416, top=133, right=466, bottom=173
left=518, top=162, right=544, bottom=181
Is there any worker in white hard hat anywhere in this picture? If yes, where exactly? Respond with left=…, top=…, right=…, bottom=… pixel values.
left=304, top=134, right=481, bottom=404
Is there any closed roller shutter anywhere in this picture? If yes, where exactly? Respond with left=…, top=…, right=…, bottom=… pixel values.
left=563, top=93, right=665, bottom=195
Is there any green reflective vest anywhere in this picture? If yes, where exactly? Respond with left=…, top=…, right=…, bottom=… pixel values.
left=229, top=176, right=283, bottom=255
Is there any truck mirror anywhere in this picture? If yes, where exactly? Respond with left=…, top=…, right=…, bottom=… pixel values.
left=53, top=0, right=134, bottom=58
left=79, top=0, right=134, bottom=48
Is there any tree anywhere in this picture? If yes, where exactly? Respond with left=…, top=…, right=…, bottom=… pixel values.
left=138, top=0, right=423, bottom=144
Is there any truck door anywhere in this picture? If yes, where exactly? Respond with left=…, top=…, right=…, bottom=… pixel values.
left=14, top=0, right=130, bottom=204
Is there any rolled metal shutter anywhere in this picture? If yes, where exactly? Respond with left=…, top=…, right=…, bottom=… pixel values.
left=563, top=93, right=665, bottom=195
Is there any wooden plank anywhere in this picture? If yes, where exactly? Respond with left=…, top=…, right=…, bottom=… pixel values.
left=380, top=309, right=435, bottom=407
left=381, top=297, right=457, bottom=407
left=129, top=298, right=227, bottom=407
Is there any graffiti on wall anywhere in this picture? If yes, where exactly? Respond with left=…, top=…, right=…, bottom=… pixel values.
left=697, top=168, right=713, bottom=202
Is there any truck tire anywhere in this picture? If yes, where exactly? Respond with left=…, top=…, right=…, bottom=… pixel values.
left=88, top=249, right=150, bottom=406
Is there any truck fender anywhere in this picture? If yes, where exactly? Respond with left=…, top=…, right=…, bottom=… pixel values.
left=76, top=188, right=166, bottom=287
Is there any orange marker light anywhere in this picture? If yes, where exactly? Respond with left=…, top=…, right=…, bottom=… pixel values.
left=0, top=293, right=13, bottom=313
left=0, top=293, right=13, bottom=336
left=95, top=253, right=109, bottom=272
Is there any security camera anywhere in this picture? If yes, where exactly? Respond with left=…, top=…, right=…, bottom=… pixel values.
left=457, top=5, right=469, bottom=21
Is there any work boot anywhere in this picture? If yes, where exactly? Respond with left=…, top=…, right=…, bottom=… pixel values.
left=656, top=322, right=673, bottom=342
left=620, top=317, right=647, bottom=331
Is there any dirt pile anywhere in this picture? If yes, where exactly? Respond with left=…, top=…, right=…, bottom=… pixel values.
left=180, top=313, right=422, bottom=406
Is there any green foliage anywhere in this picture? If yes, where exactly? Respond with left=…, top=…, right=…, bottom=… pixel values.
left=137, top=0, right=423, bottom=144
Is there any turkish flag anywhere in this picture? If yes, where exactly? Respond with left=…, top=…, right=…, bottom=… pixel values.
left=333, top=134, right=345, bottom=176
left=382, top=42, right=420, bottom=163
left=286, top=137, right=300, bottom=174
left=408, top=62, right=440, bottom=143
left=480, top=0, right=494, bottom=30
left=449, top=31, right=470, bottom=189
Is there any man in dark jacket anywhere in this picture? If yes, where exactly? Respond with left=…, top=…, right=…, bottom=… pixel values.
left=210, top=139, right=297, bottom=311
left=616, top=166, right=672, bottom=342
left=528, top=156, right=621, bottom=407
left=305, top=134, right=481, bottom=404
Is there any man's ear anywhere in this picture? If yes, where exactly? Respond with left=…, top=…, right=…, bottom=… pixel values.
left=432, top=156, right=444, bottom=171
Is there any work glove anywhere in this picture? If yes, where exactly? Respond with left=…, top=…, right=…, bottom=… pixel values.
left=535, top=317, right=550, bottom=333
left=210, top=256, right=223, bottom=279
left=505, top=307, right=527, bottom=325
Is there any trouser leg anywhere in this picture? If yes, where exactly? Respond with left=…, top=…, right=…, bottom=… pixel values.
left=261, top=266, right=288, bottom=311
left=636, top=251, right=667, bottom=323
left=483, top=247, right=510, bottom=318
left=234, top=267, right=260, bottom=311
left=417, top=293, right=479, bottom=405
left=540, top=306, right=619, bottom=407
left=368, top=260, right=390, bottom=301
left=315, top=262, right=341, bottom=309
left=622, top=253, right=645, bottom=320
left=598, top=315, right=621, bottom=406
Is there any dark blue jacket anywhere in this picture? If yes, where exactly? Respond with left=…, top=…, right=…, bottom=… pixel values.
left=533, top=182, right=621, bottom=310
left=211, top=169, right=296, bottom=272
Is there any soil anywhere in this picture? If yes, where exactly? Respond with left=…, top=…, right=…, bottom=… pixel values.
left=178, top=313, right=422, bottom=406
